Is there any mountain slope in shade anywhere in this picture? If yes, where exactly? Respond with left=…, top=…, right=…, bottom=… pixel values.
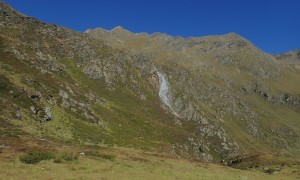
left=0, top=1, right=300, bottom=165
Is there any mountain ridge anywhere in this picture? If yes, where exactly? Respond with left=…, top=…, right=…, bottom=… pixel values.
left=85, top=26, right=251, bottom=44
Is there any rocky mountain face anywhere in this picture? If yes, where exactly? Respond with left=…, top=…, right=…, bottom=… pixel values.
left=274, top=49, right=300, bottom=71
left=1, top=2, right=300, bottom=162
left=274, top=49, right=300, bottom=62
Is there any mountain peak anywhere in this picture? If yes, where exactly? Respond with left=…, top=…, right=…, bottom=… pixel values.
left=111, top=26, right=130, bottom=32
left=111, top=25, right=124, bottom=30
left=0, top=1, right=28, bottom=17
left=223, top=32, right=247, bottom=41
left=109, top=26, right=134, bottom=40
left=0, top=1, right=15, bottom=13
left=85, top=27, right=108, bottom=33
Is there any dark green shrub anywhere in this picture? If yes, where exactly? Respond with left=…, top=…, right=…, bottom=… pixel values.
left=61, top=152, right=79, bottom=161
left=53, top=158, right=63, bottom=163
left=199, top=145, right=204, bottom=153
left=19, top=151, right=54, bottom=164
left=0, top=75, right=10, bottom=91
left=84, top=150, right=116, bottom=160
left=97, top=152, right=116, bottom=160
left=264, top=168, right=278, bottom=174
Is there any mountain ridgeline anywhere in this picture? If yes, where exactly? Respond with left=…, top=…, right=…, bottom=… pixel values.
left=0, top=2, right=300, bottom=162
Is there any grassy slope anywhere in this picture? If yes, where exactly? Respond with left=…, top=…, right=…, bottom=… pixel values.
left=0, top=138, right=299, bottom=180
left=2, top=158, right=298, bottom=180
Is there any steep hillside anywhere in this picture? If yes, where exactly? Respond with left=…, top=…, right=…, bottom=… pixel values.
left=1, top=1, right=300, bottom=166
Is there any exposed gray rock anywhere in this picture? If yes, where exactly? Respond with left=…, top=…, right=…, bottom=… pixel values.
left=59, top=90, right=69, bottom=99
left=30, top=105, right=38, bottom=114
left=85, top=92, right=97, bottom=102
left=43, top=107, right=52, bottom=121
left=15, top=108, right=22, bottom=119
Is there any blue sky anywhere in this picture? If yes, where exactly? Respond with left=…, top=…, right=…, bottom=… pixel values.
left=4, top=0, right=300, bottom=54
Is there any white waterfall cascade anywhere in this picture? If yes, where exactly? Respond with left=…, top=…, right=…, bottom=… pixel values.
left=156, top=70, right=180, bottom=117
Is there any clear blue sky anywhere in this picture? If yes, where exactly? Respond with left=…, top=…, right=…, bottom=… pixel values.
left=3, top=0, right=300, bottom=54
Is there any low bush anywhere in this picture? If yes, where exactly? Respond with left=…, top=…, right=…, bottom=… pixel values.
left=264, top=168, right=278, bottom=174
left=84, top=150, right=116, bottom=160
left=53, top=158, right=63, bottom=163
left=20, top=151, right=79, bottom=164
left=61, top=152, right=79, bottom=161
left=98, top=153, right=116, bottom=160
left=19, top=151, right=54, bottom=164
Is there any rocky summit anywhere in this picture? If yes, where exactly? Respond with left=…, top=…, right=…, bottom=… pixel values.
left=0, top=1, right=300, bottom=173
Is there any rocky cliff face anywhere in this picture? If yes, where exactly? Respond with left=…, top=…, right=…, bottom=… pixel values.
left=1, top=2, right=300, bottom=162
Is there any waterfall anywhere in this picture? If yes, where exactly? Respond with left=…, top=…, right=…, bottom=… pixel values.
left=156, top=70, right=179, bottom=117
left=156, top=71, right=171, bottom=107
